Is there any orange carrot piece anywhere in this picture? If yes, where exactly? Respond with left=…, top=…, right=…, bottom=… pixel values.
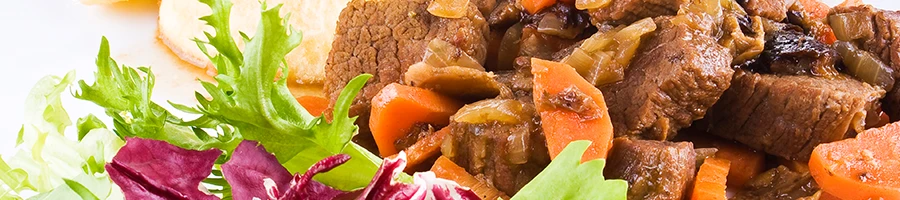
left=389, top=127, right=451, bottom=171
left=296, top=96, right=329, bottom=116
left=837, top=0, right=863, bottom=8
left=809, top=121, right=900, bottom=200
left=370, top=83, right=464, bottom=157
left=531, top=58, right=614, bottom=162
left=522, top=0, right=556, bottom=14
left=432, top=156, right=510, bottom=200
left=691, top=158, right=731, bottom=200
left=682, top=131, right=766, bottom=188
left=713, top=141, right=765, bottom=188
left=797, top=0, right=830, bottom=20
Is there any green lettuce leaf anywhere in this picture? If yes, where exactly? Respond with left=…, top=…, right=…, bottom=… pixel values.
left=511, top=140, right=629, bottom=200
left=180, top=0, right=382, bottom=190
left=0, top=72, right=124, bottom=199
left=74, top=37, right=240, bottom=152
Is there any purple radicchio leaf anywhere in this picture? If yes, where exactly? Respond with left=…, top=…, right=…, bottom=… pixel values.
left=105, top=137, right=222, bottom=200
left=279, top=154, right=355, bottom=200
left=356, top=152, right=481, bottom=200
left=222, top=140, right=293, bottom=200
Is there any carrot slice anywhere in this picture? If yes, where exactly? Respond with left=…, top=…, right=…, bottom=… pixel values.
left=296, top=96, right=329, bottom=116
left=809, top=121, right=900, bottom=200
left=679, top=130, right=766, bottom=188
left=522, top=0, right=556, bottom=14
left=797, top=0, right=830, bottom=20
left=432, top=156, right=510, bottom=200
left=388, top=127, right=451, bottom=171
left=712, top=141, right=765, bottom=188
left=370, top=83, right=464, bottom=157
left=691, top=158, right=731, bottom=200
left=531, top=58, right=614, bottom=162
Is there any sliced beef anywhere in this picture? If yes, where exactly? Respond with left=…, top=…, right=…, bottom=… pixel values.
left=732, top=166, right=820, bottom=200
left=442, top=99, right=550, bottom=195
left=742, top=0, right=788, bottom=21
left=605, top=138, right=696, bottom=200
left=601, top=22, right=734, bottom=140
left=703, top=71, right=885, bottom=161
left=587, top=0, right=687, bottom=25
left=325, top=0, right=490, bottom=146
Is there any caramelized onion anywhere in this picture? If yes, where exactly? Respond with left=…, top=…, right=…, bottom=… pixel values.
left=537, top=14, right=582, bottom=39
left=834, top=41, right=895, bottom=91
left=424, top=39, right=484, bottom=70
left=575, top=0, right=611, bottom=10
left=452, top=99, right=526, bottom=124
left=561, top=18, right=656, bottom=86
left=496, top=23, right=524, bottom=71
left=427, top=0, right=470, bottom=19
left=829, top=12, right=874, bottom=41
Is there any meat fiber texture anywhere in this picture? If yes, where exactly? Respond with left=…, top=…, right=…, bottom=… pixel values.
left=442, top=99, right=550, bottom=196
left=744, top=0, right=789, bottom=21
left=703, top=70, right=885, bottom=161
left=604, top=138, right=696, bottom=200
left=601, top=22, right=734, bottom=140
left=587, top=0, right=686, bottom=25
left=325, top=0, right=490, bottom=136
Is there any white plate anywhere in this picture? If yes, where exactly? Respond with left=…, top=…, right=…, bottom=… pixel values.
left=0, top=0, right=898, bottom=159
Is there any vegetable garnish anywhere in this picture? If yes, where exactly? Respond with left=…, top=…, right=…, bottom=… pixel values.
left=511, top=140, right=628, bottom=200
left=0, top=73, right=124, bottom=199
left=107, top=137, right=479, bottom=200
left=176, top=0, right=383, bottom=190
left=106, top=138, right=222, bottom=199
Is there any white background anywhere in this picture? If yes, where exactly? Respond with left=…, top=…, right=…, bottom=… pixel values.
left=0, top=0, right=897, bottom=156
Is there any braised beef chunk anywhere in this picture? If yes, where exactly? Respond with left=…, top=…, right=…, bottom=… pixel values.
left=745, top=30, right=839, bottom=76
left=832, top=5, right=900, bottom=71
left=587, top=0, right=686, bottom=25
left=733, top=166, right=820, bottom=200
left=442, top=99, right=550, bottom=195
left=488, top=0, right=521, bottom=28
left=741, top=0, right=788, bottom=21
left=471, top=0, right=500, bottom=16
left=601, top=22, right=734, bottom=140
left=494, top=57, right=535, bottom=102
left=832, top=5, right=900, bottom=119
left=605, top=138, right=696, bottom=200
left=325, top=0, right=489, bottom=137
left=703, top=71, right=885, bottom=161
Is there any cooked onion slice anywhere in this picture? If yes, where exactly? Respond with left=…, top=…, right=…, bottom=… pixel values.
left=424, top=39, right=484, bottom=70
left=452, top=99, right=527, bottom=124
left=428, top=0, right=470, bottom=19
left=835, top=41, right=895, bottom=91
left=575, top=0, right=611, bottom=10
left=562, top=18, right=656, bottom=86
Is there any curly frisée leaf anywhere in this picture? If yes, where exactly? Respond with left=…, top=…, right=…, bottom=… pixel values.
left=183, top=0, right=382, bottom=191
left=74, top=37, right=238, bottom=151
left=511, top=140, right=628, bottom=200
